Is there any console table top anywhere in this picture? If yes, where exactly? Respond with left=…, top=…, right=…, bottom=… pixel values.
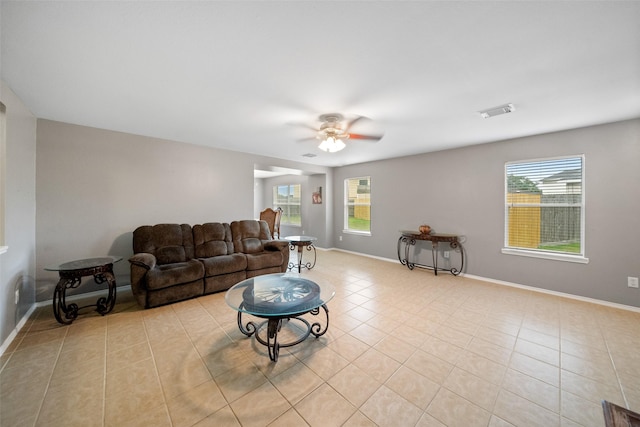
left=399, top=231, right=459, bottom=241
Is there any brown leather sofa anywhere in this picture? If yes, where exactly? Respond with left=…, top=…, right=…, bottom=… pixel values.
left=129, top=220, right=290, bottom=308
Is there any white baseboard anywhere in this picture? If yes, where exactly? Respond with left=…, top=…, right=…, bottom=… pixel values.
left=0, top=304, right=38, bottom=356
left=330, top=247, right=398, bottom=264
left=461, top=273, right=640, bottom=313
left=34, top=285, right=133, bottom=308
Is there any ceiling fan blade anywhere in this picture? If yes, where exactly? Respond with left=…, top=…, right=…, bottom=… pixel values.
left=345, top=116, right=367, bottom=132
left=349, top=133, right=384, bottom=141
left=287, top=121, right=319, bottom=132
left=296, top=136, right=317, bottom=143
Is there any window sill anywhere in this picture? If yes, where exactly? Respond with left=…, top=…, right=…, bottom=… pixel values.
left=342, top=230, right=371, bottom=237
left=0, top=246, right=7, bottom=255
left=502, top=248, right=588, bottom=264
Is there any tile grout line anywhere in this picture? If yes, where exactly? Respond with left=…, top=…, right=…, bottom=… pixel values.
left=601, top=319, right=630, bottom=409
left=33, top=321, right=69, bottom=427
left=141, top=310, right=174, bottom=427
left=183, top=299, right=248, bottom=426
left=102, top=318, right=108, bottom=427
left=558, top=301, right=565, bottom=425
left=492, top=291, right=528, bottom=426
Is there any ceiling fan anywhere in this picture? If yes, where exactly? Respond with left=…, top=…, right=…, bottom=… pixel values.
left=296, top=113, right=384, bottom=153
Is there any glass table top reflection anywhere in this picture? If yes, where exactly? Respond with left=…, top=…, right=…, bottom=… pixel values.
left=225, top=273, right=334, bottom=317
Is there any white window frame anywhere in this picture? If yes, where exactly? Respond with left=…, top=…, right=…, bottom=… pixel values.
left=273, top=184, right=301, bottom=226
left=502, top=155, right=588, bottom=264
left=343, top=176, right=371, bottom=236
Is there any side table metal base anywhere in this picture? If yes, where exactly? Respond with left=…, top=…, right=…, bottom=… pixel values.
left=53, top=266, right=117, bottom=325
left=237, top=304, right=329, bottom=362
left=287, top=243, right=317, bottom=273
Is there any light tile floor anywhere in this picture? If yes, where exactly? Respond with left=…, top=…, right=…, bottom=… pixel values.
left=1, top=250, right=639, bottom=426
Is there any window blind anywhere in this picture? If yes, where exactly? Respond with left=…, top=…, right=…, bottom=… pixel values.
left=505, top=156, right=584, bottom=256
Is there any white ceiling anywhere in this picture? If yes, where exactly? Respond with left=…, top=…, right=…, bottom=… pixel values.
left=2, top=1, right=639, bottom=168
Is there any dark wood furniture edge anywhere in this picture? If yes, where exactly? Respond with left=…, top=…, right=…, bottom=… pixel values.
left=602, top=400, right=640, bottom=427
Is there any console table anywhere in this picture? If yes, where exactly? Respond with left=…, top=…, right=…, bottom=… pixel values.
left=45, top=256, right=122, bottom=324
left=397, top=231, right=464, bottom=276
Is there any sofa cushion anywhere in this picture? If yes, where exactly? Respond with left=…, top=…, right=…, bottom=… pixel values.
left=200, top=253, right=247, bottom=276
left=204, top=271, right=247, bottom=295
left=146, top=259, right=204, bottom=291
left=196, top=241, right=227, bottom=258
left=242, top=238, right=264, bottom=254
left=246, top=251, right=284, bottom=271
left=146, top=280, right=204, bottom=308
left=156, top=246, right=186, bottom=265
left=133, top=224, right=195, bottom=263
left=231, top=220, right=271, bottom=254
left=193, top=222, right=234, bottom=257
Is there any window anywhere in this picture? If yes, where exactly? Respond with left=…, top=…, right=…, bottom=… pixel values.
left=273, top=184, right=301, bottom=226
left=344, top=176, right=371, bottom=234
left=503, top=155, right=587, bottom=263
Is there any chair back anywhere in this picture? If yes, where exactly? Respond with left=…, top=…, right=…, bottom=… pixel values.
left=259, top=207, right=282, bottom=239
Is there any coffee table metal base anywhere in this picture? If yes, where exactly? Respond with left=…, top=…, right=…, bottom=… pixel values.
left=237, top=304, right=329, bottom=362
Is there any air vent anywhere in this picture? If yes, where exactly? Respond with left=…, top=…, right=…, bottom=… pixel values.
left=479, top=103, right=515, bottom=118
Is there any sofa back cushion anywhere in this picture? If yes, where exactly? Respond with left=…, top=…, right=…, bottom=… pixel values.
left=193, top=222, right=234, bottom=258
left=230, top=220, right=271, bottom=254
left=133, top=224, right=194, bottom=264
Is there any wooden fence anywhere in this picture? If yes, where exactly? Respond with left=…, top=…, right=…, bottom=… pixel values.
left=507, top=193, right=581, bottom=249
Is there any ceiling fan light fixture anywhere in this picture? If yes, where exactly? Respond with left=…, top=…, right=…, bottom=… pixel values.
left=479, top=103, right=515, bottom=119
left=318, top=136, right=346, bottom=153
left=295, top=112, right=382, bottom=153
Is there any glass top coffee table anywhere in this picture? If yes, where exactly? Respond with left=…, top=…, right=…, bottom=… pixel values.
left=225, top=273, right=335, bottom=361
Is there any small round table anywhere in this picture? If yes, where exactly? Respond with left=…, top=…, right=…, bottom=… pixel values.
left=225, top=273, right=335, bottom=362
left=45, top=256, right=122, bottom=324
left=284, top=235, right=317, bottom=273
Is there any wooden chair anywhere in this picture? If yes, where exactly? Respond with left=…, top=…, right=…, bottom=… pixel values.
left=259, top=207, right=282, bottom=239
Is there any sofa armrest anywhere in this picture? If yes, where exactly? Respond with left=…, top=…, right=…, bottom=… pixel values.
left=129, top=253, right=157, bottom=308
left=129, top=253, right=157, bottom=270
left=264, top=240, right=290, bottom=252
left=263, top=240, right=290, bottom=272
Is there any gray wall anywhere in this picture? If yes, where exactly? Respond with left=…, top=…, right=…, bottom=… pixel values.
left=35, top=119, right=330, bottom=301
left=332, top=119, right=640, bottom=307
left=0, top=81, right=37, bottom=348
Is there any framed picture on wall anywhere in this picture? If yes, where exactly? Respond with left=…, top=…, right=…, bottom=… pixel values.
left=312, top=187, right=322, bottom=204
